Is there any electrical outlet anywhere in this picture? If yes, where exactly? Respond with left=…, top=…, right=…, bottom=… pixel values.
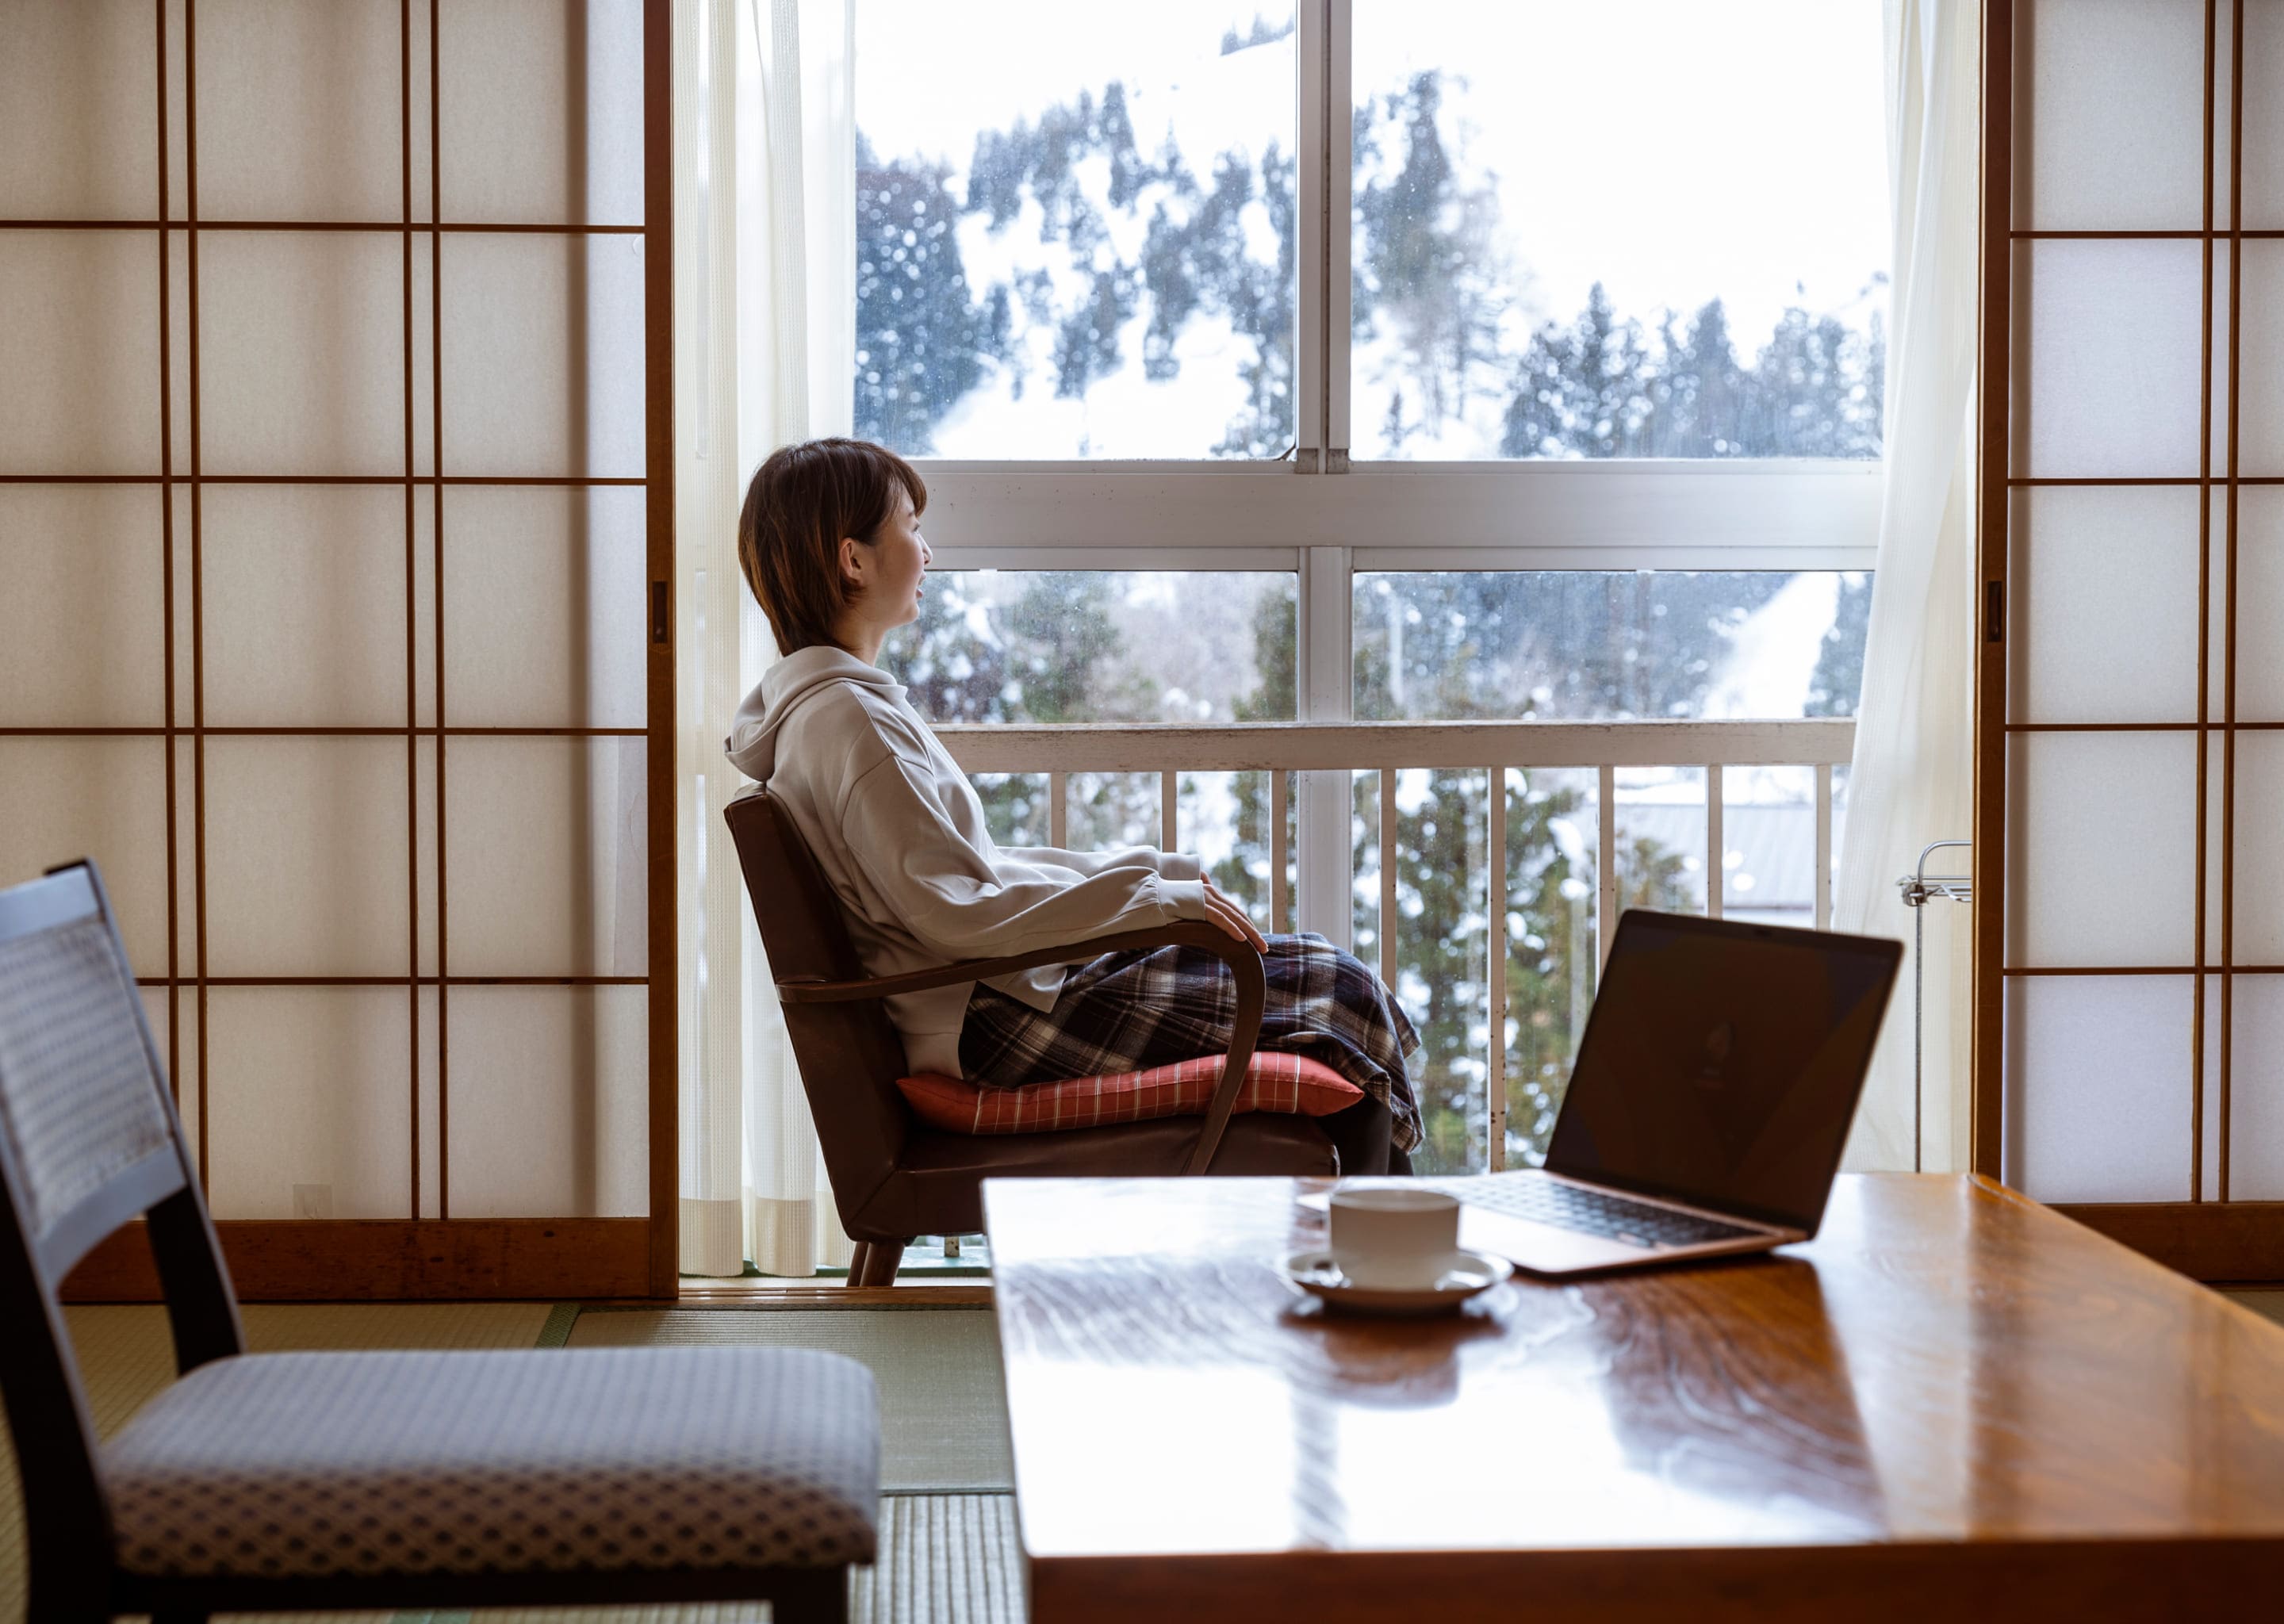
left=293, top=1183, right=334, bottom=1220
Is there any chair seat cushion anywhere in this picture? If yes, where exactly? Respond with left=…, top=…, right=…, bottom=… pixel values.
left=895, top=1051, right=1362, bottom=1135
left=104, top=1346, right=878, bottom=1580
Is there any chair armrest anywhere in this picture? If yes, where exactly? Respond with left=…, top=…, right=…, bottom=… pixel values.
left=776, top=920, right=1266, bottom=1177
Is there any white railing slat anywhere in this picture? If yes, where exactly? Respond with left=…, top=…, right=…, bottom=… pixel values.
left=1162, top=769, right=1178, bottom=856
left=1049, top=770, right=1067, bottom=849
left=1707, top=762, right=1724, bottom=921
left=1270, top=770, right=1288, bottom=936
left=1597, top=763, right=1618, bottom=970
left=1378, top=769, right=1397, bottom=990
left=1489, top=765, right=1508, bottom=1173
left=1815, top=762, right=1834, bottom=931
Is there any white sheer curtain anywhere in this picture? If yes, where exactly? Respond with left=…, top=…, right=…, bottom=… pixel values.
left=1837, top=0, right=1979, bottom=1174
left=675, top=0, right=856, bottom=1275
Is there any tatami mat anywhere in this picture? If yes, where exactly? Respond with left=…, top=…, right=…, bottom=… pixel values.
left=565, top=1306, right=1015, bottom=1493
left=2, top=1303, right=1019, bottom=1624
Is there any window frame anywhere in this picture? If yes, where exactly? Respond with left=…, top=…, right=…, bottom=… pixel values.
left=881, top=0, right=1886, bottom=944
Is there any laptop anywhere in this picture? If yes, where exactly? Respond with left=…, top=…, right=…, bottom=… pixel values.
left=1428, top=908, right=1902, bottom=1277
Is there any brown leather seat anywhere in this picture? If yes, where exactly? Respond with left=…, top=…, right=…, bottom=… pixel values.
left=724, top=783, right=1336, bottom=1285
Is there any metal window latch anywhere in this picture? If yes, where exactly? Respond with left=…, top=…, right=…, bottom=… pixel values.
left=1899, top=840, right=1972, bottom=1177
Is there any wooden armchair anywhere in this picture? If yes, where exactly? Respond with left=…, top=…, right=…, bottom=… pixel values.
left=0, top=862, right=879, bottom=1624
left=724, top=783, right=1337, bottom=1285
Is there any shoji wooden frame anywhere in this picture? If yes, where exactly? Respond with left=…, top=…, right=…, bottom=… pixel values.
left=2, top=0, right=676, bottom=1300
left=1976, top=0, right=2284, bottom=1280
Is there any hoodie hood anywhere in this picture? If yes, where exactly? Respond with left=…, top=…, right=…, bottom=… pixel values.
left=725, top=645, right=903, bottom=779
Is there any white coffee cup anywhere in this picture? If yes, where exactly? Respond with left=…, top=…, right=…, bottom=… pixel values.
left=1328, top=1185, right=1461, bottom=1289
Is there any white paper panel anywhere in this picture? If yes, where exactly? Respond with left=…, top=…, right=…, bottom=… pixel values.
left=205, top=987, right=411, bottom=1219
left=197, top=231, right=404, bottom=477
left=446, top=986, right=646, bottom=1217
left=0, top=739, right=170, bottom=972
left=2008, top=974, right=2193, bottom=1202
left=443, top=485, right=646, bottom=728
left=202, top=484, right=410, bottom=727
left=2023, top=0, right=2206, bottom=231
left=2007, top=731, right=2197, bottom=966
left=2240, top=488, right=2284, bottom=721
left=2234, top=733, right=2284, bottom=965
left=0, top=232, right=160, bottom=474
left=193, top=0, right=400, bottom=222
left=445, top=737, right=646, bottom=976
left=417, top=982, right=440, bottom=1218
left=2022, top=240, right=2205, bottom=478
left=2008, top=485, right=2201, bottom=724
left=2209, top=244, right=2232, bottom=473
left=438, top=0, right=644, bottom=226
left=439, top=233, right=645, bottom=477
left=2237, top=240, right=2284, bottom=476
left=0, top=0, right=156, bottom=218
left=2244, top=0, right=2284, bottom=227
left=2192, top=970, right=2213, bottom=1189
left=0, top=485, right=164, bottom=726
left=2205, top=729, right=2227, bottom=965
left=2225, top=974, right=2284, bottom=1197
left=204, top=737, right=411, bottom=977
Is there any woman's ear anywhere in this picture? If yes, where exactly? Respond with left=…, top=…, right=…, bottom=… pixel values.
left=838, top=534, right=867, bottom=590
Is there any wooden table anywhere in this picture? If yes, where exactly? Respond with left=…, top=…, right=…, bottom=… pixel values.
left=983, top=1173, right=2284, bottom=1622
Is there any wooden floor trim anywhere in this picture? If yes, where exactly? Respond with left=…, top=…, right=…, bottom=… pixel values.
left=2052, top=1202, right=2284, bottom=1284
left=61, top=1219, right=656, bottom=1302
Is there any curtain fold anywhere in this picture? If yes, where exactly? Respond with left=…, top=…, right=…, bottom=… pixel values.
left=1837, top=0, right=1980, bottom=1174
left=676, top=0, right=855, bottom=1276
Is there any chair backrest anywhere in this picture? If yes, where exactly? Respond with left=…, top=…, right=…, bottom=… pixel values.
left=722, top=784, right=913, bottom=1223
left=0, top=860, right=243, bottom=1594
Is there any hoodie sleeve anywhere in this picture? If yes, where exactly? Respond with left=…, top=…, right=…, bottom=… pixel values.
left=839, top=755, right=1208, bottom=961
left=998, top=845, right=1203, bottom=883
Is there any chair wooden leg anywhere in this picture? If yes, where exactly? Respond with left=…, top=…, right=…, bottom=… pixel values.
left=845, top=1241, right=874, bottom=1288
left=860, top=1239, right=906, bottom=1287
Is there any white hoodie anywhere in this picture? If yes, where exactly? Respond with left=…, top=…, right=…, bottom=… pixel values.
left=725, top=645, right=1209, bottom=1078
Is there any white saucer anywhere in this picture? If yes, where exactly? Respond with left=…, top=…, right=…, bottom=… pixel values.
left=1280, top=1248, right=1512, bottom=1317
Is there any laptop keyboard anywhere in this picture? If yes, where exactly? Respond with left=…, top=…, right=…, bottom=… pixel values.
left=1437, top=1176, right=1765, bottom=1251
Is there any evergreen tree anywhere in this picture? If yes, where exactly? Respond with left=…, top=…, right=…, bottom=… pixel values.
left=854, top=135, right=990, bottom=453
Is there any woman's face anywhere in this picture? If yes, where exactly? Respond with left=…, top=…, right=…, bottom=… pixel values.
left=846, top=484, right=930, bottom=634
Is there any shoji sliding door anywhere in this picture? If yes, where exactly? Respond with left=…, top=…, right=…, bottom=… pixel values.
left=0, top=0, right=675, bottom=1298
left=1979, top=0, right=2284, bottom=1277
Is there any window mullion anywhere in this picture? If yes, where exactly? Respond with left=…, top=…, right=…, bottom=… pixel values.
left=1326, top=0, right=1352, bottom=468
left=1297, top=544, right=1354, bottom=948
left=1297, top=0, right=1329, bottom=470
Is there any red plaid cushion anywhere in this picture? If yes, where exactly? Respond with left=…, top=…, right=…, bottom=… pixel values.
left=895, top=1051, right=1363, bottom=1136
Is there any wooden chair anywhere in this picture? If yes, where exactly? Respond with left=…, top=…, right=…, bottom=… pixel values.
left=723, top=782, right=1338, bottom=1287
left=0, top=861, right=879, bottom=1624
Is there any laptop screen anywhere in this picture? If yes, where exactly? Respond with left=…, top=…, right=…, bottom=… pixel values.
left=1543, top=911, right=1901, bottom=1233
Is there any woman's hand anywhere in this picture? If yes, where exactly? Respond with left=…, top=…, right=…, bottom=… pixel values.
left=1201, top=878, right=1269, bottom=952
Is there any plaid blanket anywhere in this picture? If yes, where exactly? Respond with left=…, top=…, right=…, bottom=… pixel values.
left=959, top=932, right=1423, bottom=1152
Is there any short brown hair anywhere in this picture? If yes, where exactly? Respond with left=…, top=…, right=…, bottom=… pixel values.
left=736, top=438, right=928, bottom=656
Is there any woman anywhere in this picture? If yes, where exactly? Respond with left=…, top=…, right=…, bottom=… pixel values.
left=726, top=437, right=1420, bottom=1174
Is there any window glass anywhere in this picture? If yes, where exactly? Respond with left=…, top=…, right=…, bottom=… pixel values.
left=880, top=571, right=1298, bottom=923
left=1353, top=569, right=1865, bottom=1171
left=853, top=3, right=1297, bottom=458
left=1351, top=1, right=1889, bottom=460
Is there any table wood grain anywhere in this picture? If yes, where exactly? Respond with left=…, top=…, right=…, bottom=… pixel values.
left=983, top=1173, right=2284, bottom=1622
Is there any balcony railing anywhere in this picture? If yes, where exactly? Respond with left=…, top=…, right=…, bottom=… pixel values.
left=937, top=718, right=1857, bottom=1172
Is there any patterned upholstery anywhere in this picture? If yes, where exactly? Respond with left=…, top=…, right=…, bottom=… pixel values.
left=895, top=1051, right=1363, bottom=1135
left=105, top=1346, right=879, bottom=1578
left=0, top=915, right=170, bottom=1240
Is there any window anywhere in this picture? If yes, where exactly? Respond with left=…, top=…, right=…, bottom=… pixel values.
left=853, top=2, right=1887, bottom=1175
left=1349, top=2, right=1889, bottom=461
